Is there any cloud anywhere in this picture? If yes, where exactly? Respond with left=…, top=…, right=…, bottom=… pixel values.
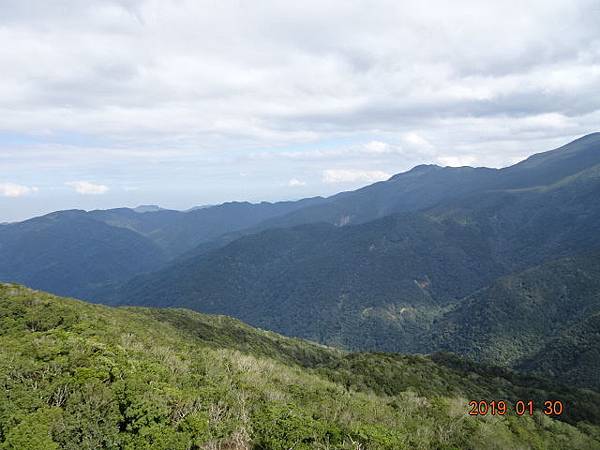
left=364, top=141, right=391, bottom=154
left=322, top=169, right=391, bottom=184
left=288, top=178, right=306, bottom=187
left=0, top=183, right=38, bottom=198
left=65, top=181, right=109, bottom=195
left=1, top=0, right=599, bottom=220
left=0, top=0, right=598, bottom=147
left=437, top=155, right=478, bottom=167
left=401, top=133, right=434, bottom=152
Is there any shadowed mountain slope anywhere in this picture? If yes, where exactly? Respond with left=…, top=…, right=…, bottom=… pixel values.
left=425, top=253, right=600, bottom=389
left=0, top=212, right=168, bottom=299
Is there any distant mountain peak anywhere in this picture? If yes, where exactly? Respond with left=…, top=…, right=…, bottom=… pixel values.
left=501, top=131, right=600, bottom=188
left=410, top=163, right=442, bottom=172
left=388, top=163, right=492, bottom=182
left=572, top=131, right=600, bottom=143
left=185, top=205, right=214, bottom=212
left=388, top=164, right=441, bottom=181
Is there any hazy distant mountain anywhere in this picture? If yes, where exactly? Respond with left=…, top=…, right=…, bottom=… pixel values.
left=184, top=204, right=214, bottom=211
left=0, top=198, right=328, bottom=296
left=189, top=133, right=600, bottom=259
left=106, top=163, right=600, bottom=346
left=88, top=197, right=327, bottom=258
left=496, top=132, right=600, bottom=188
left=238, top=133, right=600, bottom=232
left=0, top=211, right=168, bottom=298
left=227, top=165, right=496, bottom=235
left=8, top=134, right=599, bottom=300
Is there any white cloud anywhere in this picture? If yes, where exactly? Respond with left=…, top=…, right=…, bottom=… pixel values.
left=0, top=0, right=598, bottom=149
left=65, top=181, right=109, bottom=195
left=401, top=133, right=434, bottom=152
left=0, top=183, right=38, bottom=198
left=288, top=178, right=306, bottom=187
left=437, top=155, right=478, bottom=167
left=364, top=141, right=391, bottom=154
left=322, top=169, right=391, bottom=184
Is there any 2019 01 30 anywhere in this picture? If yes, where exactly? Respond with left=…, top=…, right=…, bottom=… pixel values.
left=468, top=400, right=564, bottom=417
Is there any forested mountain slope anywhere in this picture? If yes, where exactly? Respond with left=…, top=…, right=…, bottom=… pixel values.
left=88, top=197, right=326, bottom=258
left=0, top=199, right=326, bottom=296
left=425, top=253, right=600, bottom=389
left=516, top=312, right=600, bottom=390
left=2, top=134, right=600, bottom=398
left=0, top=212, right=168, bottom=299
left=1, top=284, right=599, bottom=449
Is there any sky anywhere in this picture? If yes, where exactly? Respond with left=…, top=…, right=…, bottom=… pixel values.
left=1, top=0, right=600, bottom=222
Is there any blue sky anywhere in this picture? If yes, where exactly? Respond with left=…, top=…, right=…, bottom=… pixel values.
left=1, top=0, right=600, bottom=222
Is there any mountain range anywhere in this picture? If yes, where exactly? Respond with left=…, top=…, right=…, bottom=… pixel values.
left=2, top=133, right=600, bottom=392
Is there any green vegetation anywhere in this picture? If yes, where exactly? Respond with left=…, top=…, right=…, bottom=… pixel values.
left=428, top=254, right=600, bottom=389
left=2, top=284, right=600, bottom=449
left=517, top=312, right=600, bottom=389
left=8, top=134, right=600, bottom=305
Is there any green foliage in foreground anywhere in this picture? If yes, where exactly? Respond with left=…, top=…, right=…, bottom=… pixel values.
left=1, top=284, right=599, bottom=449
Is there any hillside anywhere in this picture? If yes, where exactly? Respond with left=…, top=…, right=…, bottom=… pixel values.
left=104, top=213, right=504, bottom=350
left=0, top=212, right=168, bottom=299
left=516, top=312, right=600, bottom=390
left=426, top=254, right=600, bottom=389
left=496, top=132, right=600, bottom=189
left=88, top=197, right=326, bottom=258
left=0, top=199, right=326, bottom=297
left=2, top=284, right=600, bottom=449
left=247, top=165, right=496, bottom=231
